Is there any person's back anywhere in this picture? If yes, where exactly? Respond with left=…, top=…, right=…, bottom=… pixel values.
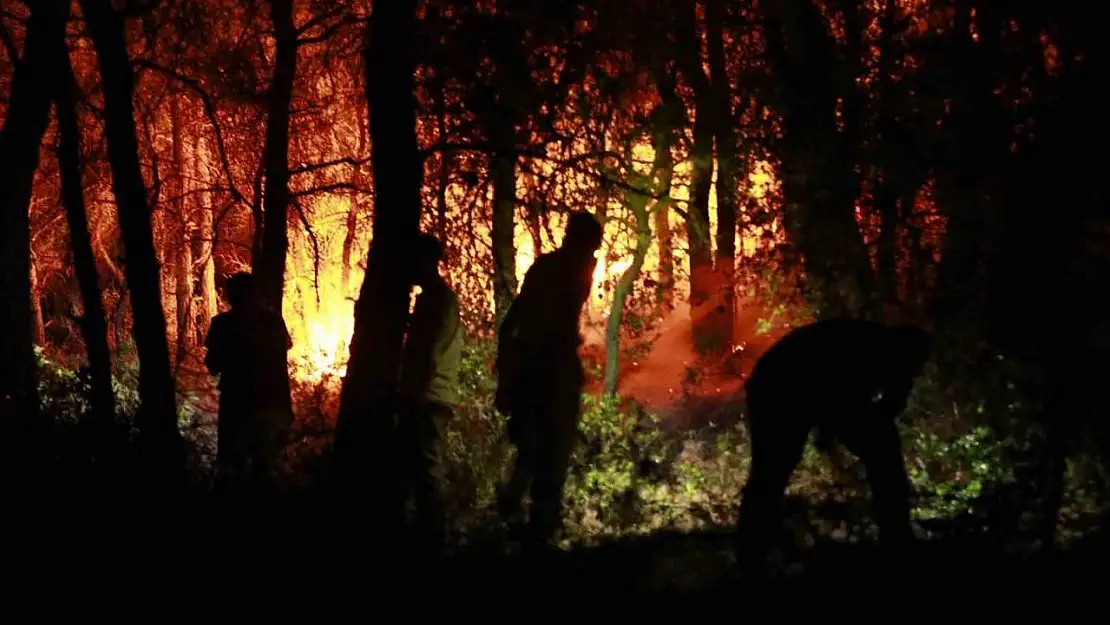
left=737, top=318, right=930, bottom=574
left=204, top=272, right=292, bottom=495
left=398, top=274, right=463, bottom=408
left=496, top=211, right=603, bottom=551
left=207, top=307, right=291, bottom=410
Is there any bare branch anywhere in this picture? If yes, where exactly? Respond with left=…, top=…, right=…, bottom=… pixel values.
left=134, top=60, right=247, bottom=205
left=292, top=200, right=322, bottom=304
left=289, top=155, right=370, bottom=177
left=290, top=182, right=372, bottom=199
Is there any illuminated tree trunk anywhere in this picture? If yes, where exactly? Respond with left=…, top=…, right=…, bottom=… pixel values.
left=334, top=0, right=422, bottom=506
left=171, top=91, right=193, bottom=367
left=30, top=258, right=46, bottom=346
left=0, top=2, right=64, bottom=424
left=707, top=0, right=736, bottom=352
left=53, top=27, right=116, bottom=425
left=341, top=106, right=368, bottom=296
left=81, top=0, right=183, bottom=483
left=604, top=131, right=673, bottom=396
left=256, top=0, right=297, bottom=312
left=196, top=138, right=218, bottom=342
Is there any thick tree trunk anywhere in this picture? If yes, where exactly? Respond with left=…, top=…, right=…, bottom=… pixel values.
left=760, top=0, right=874, bottom=318
left=0, top=2, right=61, bottom=424
left=81, top=0, right=182, bottom=483
left=334, top=0, right=422, bottom=507
left=54, top=28, right=116, bottom=426
left=257, top=0, right=297, bottom=312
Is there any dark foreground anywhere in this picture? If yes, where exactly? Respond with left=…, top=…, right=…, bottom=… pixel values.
left=8, top=493, right=1108, bottom=615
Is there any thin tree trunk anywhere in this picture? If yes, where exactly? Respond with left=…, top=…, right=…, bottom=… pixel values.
left=651, top=68, right=682, bottom=315
left=334, top=0, right=422, bottom=508
left=490, top=122, right=518, bottom=323
left=0, top=1, right=65, bottom=425
left=257, top=0, right=297, bottom=311
left=54, top=29, right=116, bottom=425
left=30, top=257, right=46, bottom=346
left=196, top=137, right=218, bottom=341
left=81, top=0, right=182, bottom=482
left=171, top=91, right=193, bottom=366
left=341, top=106, right=367, bottom=296
left=707, top=0, right=737, bottom=352
left=604, top=133, right=673, bottom=396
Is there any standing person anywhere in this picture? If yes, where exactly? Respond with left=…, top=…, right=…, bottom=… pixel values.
left=495, top=211, right=603, bottom=552
left=396, top=234, right=463, bottom=554
left=204, top=272, right=293, bottom=496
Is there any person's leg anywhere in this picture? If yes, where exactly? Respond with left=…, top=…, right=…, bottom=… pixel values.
left=735, top=395, right=809, bottom=574
left=527, top=388, right=580, bottom=551
left=839, top=415, right=915, bottom=546
left=497, top=408, right=537, bottom=526
left=412, top=403, right=450, bottom=552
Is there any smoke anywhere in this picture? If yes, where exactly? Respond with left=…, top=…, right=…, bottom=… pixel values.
left=605, top=295, right=792, bottom=425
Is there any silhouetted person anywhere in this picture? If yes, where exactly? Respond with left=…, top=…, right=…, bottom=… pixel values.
left=396, top=234, right=463, bottom=554
left=496, top=211, right=603, bottom=552
left=204, top=272, right=293, bottom=496
left=736, top=318, right=930, bottom=573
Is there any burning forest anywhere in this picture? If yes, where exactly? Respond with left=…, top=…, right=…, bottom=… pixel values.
left=3, top=0, right=1109, bottom=594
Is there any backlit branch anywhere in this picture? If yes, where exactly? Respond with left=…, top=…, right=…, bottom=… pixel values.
left=289, top=155, right=370, bottom=177
left=134, top=60, right=247, bottom=205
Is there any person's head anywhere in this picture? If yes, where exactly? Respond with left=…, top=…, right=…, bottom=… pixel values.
left=561, top=211, right=603, bottom=258
left=225, top=271, right=259, bottom=310
left=412, top=233, right=444, bottom=286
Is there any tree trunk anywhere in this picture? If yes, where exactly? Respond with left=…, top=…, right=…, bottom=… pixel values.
left=171, top=91, right=193, bottom=367
left=707, top=0, right=737, bottom=352
left=490, top=121, right=518, bottom=323
left=651, top=68, right=682, bottom=315
left=604, top=131, right=673, bottom=396
left=334, top=0, right=422, bottom=509
left=436, top=73, right=450, bottom=244
left=53, top=28, right=117, bottom=426
left=81, top=0, right=182, bottom=483
left=341, top=105, right=367, bottom=296
left=257, top=0, right=297, bottom=312
left=759, top=0, right=873, bottom=318
left=676, top=1, right=716, bottom=352
left=196, top=137, right=218, bottom=342
left=0, top=1, right=61, bottom=425
left=30, top=257, right=46, bottom=347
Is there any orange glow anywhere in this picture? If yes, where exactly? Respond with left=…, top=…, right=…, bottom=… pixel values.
left=279, top=140, right=782, bottom=382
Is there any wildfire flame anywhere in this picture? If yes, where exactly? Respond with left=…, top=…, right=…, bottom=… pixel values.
left=281, top=148, right=781, bottom=383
